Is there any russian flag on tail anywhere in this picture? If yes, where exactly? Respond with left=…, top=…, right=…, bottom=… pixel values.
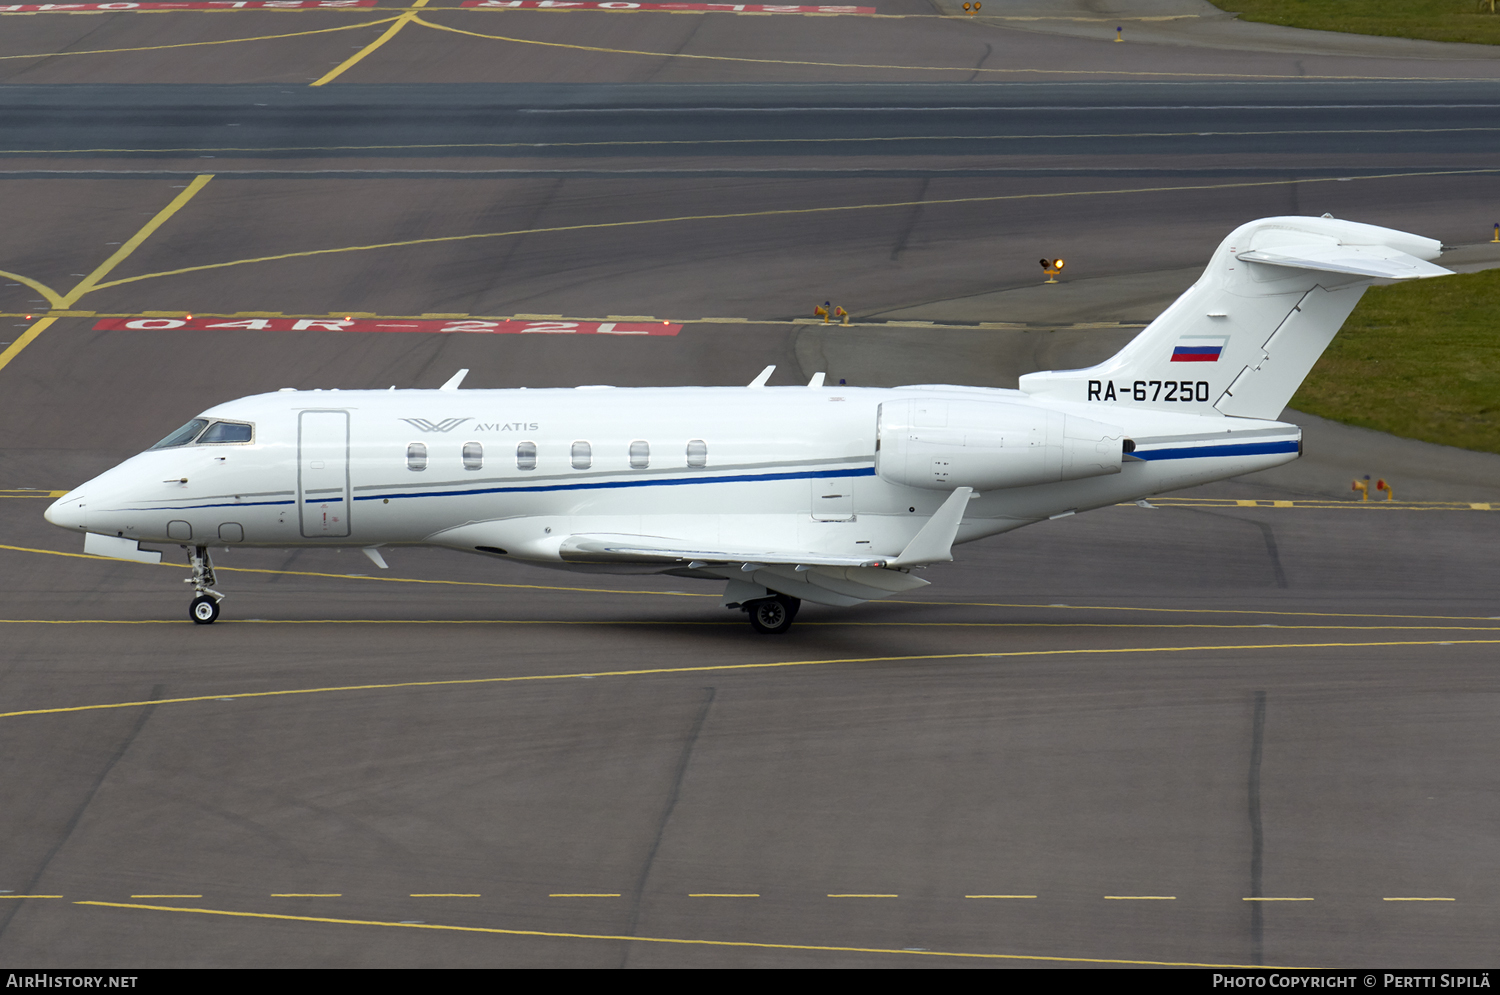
left=1170, top=335, right=1228, bottom=362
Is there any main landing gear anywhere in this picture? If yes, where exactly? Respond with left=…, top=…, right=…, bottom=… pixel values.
left=185, top=545, right=224, bottom=624
left=744, top=594, right=800, bottom=635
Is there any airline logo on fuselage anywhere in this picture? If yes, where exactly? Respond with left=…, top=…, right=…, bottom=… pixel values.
left=400, top=418, right=540, bottom=432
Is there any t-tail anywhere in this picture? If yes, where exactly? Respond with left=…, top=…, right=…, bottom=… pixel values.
left=1018, top=216, right=1451, bottom=419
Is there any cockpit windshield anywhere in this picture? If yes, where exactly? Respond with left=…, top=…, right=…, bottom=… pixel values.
left=199, top=421, right=253, bottom=444
left=148, top=418, right=254, bottom=450
left=150, top=418, right=209, bottom=450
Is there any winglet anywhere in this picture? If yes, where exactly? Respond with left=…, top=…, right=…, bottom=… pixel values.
left=887, top=487, right=973, bottom=567
left=747, top=365, right=775, bottom=388
left=439, top=369, right=469, bottom=391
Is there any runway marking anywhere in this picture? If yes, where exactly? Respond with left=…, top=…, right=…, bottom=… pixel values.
left=79, top=168, right=1500, bottom=295
left=550, top=893, right=619, bottom=897
left=6, top=638, right=1500, bottom=720
left=966, top=895, right=1037, bottom=899
left=409, top=13, right=1500, bottom=82
left=5, top=542, right=1499, bottom=622
left=1383, top=897, right=1455, bottom=902
left=76, top=901, right=1303, bottom=967
left=0, top=175, right=213, bottom=378
left=689, top=893, right=759, bottom=897
left=13, top=125, right=1499, bottom=157
left=311, top=0, right=426, bottom=85
left=0, top=0, right=375, bottom=8
left=0, top=489, right=68, bottom=498
left=410, top=893, right=480, bottom=897
left=461, top=1, right=873, bottom=10
left=0, top=895, right=64, bottom=899
left=271, top=893, right=342, bottom=897
left=94, top=316, right=682, bottom=334
left=5, top=620, right=1499, bottom=633
left=1244, top=898, right=1313, bottom=901
left=0, top=17, right=401, bottom=61
left=0, top=269, right=63, bottom=309
left=1105, top=896, right=1175, bottom=900
left=131, top=894, right=203, bottom=898
left=1124, top=498, right=1497, bottom=512
left=828, top=893, right=896, bottom=898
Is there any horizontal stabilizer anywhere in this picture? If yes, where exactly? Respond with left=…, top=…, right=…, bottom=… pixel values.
left=1237, top=243, right=1452, bottom=280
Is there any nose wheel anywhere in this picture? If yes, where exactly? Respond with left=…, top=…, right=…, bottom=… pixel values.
left=746, top=594, right=799, bottom=635
left=185, top=545, right=225, bottom=624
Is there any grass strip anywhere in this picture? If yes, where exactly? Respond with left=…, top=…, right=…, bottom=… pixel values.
left=1291, top=268, right=1500, bottom=454
left=1206, top=0, right=1500, bottom=46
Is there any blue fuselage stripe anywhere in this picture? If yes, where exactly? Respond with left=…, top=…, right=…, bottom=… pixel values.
left=1134, top=440, right=1298, bottom=461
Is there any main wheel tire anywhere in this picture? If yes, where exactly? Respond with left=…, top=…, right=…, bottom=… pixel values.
left=747, top=596, right=798, bottom=635
left=190, top=596, right=220, bottom=624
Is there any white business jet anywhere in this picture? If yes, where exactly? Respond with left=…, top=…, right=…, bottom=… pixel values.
left=45, top=216, right=1450, bottom=632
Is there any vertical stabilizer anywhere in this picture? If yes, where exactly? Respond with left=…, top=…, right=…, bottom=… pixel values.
left=1018, top=217, right=1450, bottom=420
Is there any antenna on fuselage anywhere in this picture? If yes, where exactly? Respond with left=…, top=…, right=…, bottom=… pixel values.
left=439, top=369, right=470, bottom=391
left=747, top=365, right=775, bottom=388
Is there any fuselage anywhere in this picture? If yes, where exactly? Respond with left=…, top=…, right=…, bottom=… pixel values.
left=46, top=383, right=1300, bottom=571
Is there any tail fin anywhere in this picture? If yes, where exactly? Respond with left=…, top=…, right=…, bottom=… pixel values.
left=1018, top=216, right=1450, bottom=420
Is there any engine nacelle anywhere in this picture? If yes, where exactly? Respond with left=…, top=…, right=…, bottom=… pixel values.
left=876, top=398, right=1124, bottom=491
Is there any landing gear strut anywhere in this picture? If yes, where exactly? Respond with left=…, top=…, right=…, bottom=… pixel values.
left=745, top=594, right=800, bottom=635
left=185, top=545, right=224, bottom=624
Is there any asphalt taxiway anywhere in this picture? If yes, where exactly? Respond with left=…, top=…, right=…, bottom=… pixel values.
left=1, top=0, right=1498, bottom=969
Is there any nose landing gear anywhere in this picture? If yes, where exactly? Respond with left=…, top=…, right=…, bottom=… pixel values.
left=185, top=545, right=224, bottom=624
left=745, top=594, right=800, bottom=635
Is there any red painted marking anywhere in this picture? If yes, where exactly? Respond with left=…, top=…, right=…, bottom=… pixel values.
left=0, top=1, right=375, bottom=10
left=460, top=1, right=874, bottom=12
left=94, top=317, right=683, bottom=335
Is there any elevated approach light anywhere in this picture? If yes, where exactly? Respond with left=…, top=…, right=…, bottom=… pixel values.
left=1040, top=258, right=1065, bottom=283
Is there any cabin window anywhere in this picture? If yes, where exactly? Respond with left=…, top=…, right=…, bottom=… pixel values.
left=629, top=440, right=649, bottom=469
left=150, top=418, right=208, bottom=450
left=516, top=441, right=537, bottom=471
left=198, top=420, right=254, bottom=445
left=462, top=441, right=483, bottom=470
left=407, top=442, right=427, bottom=471
left=686, top=439, right=707, bottom=468
left=571, top=440, right=592, bottom=470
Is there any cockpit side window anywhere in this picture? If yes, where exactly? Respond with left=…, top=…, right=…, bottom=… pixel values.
left=198, top=420, right=254, bottom=445
left=150, top=418, right=209, bottom=450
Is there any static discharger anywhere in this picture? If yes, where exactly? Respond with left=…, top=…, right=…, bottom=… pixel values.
left=1040, top=258, right=1065, bottom=284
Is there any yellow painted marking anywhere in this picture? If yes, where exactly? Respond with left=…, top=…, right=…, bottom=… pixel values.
left=131, top=894, right=202, bottom=899
left=887, top=599, right=1500, bottom=622
left=410, top=14, right=1498, bottom=82
left=0, top=18, right=402, bottom=62
left=0, top=491, right=68, bottom=498
left=0, top=269, right=63, bottom=308
left=0, top=542, right=712, bottom=598
left=1244, top=898, right=1313, bottom=901
left=271, top=893, right=342, bottom=897
left=0, top=895, right=64, bottom=899
left=84, top=168, right=1500, bottom=295
left=966, top=895, right=1037, bottom=899
left=6, top=639, right=1500, bottom=720
left=410, top=894, right=480, bottom=897
left=77, top=901, right=1302, bottom=968
left=1125, top=498, right=1495, bottom=511
left=1383, top=897, right=1455, bottom=902
left=9, top=126, right=1498, bottom=158
left=550, top=894, right=619, bottom=898
left=689, top=894, right=759, bottom=898
left=1272, top=500, right=1293, bottom=508
left=0, top=176, right=213, bottom=377
left=828, top=894, right=897, bottom=898
left=311, top=0, right=428, bottom=86
left=1236, top=500, right=1258, bottom=507
left=1472, top=503, right=1492, bottom=511
left=1105, top=896, right=1176, bottom=900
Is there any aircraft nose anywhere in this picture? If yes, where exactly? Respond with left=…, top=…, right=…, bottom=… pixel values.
left=44, top=491, right=86, bottom=530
